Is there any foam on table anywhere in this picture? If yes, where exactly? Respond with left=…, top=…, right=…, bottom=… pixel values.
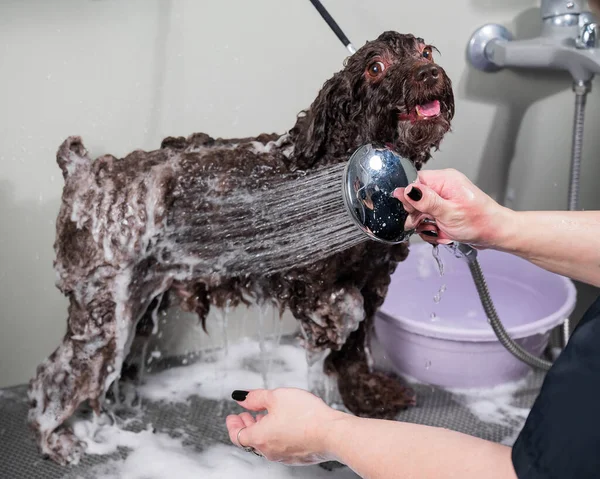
left=71, top=416, right=359, bottom=479
left=137, top=338, right=309, bottom=404
left=447, top=377, right=532, bottom=444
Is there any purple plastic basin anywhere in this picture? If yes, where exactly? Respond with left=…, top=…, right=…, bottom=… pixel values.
left=374, top=242, right=577, bottom=389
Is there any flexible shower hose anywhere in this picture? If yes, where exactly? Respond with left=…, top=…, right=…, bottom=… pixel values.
left=568, top=89, right=587, bottom=212
left=561, top=87, right=588, bottom=346
left=465, top=86, right=588, bottom=371
left=468, top=258, right=553, bottom=371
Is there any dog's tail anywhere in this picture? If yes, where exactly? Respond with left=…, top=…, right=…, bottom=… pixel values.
left=56, top=136, right=92, bottom=180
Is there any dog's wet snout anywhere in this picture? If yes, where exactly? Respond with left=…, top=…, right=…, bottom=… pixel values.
left=414, top=64, right=439, bottom=84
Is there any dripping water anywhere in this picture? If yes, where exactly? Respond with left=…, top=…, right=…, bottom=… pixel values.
left=265, top=306, right=284, bottom=381
left=219, top=303, right=231, bottom=411
left=200, top=309, right=221, bottom=383
left=257, top=302, right=269, bottom=389
left=304, top=348, right=334, bottom=406
left=139, top=294, right=164, bottom=386
left=241, top=308, right=249, bottom=338
left=218, top=302, right=231, bottom=357
left=432, top=245, right=445, bottom=277
left=210, top=306, right=230, bottom=404
left=138, top=341, right=150, bottom=386
left=430, top=245, right=446, bottom=320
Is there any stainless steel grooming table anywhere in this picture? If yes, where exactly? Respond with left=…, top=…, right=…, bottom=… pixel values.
left=0, top=342, right=546, bottom=479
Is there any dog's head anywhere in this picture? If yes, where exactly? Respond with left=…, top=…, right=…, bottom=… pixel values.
left=290, top=31, right=454, bottom=170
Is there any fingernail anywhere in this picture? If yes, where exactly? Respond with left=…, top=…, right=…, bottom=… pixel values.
left=407, top=186, right=422, bottom=201
left=421, top=230, right=438, bottom=237
left=232, top=390, right=249, bottom=401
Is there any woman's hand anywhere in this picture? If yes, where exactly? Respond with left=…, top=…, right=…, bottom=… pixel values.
left=393, top=168, right=513, bottom=248
left=225, top=388, right=345, bottom=465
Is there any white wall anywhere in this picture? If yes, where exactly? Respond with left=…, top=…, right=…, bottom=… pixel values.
left=1, top=0, right=599, bottom=387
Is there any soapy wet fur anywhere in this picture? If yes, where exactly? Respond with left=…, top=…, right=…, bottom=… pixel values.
left=27, top=31, right=454, bottom=465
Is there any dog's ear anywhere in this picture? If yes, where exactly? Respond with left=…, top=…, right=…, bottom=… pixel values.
left=290, top=71, right=353, bottom=169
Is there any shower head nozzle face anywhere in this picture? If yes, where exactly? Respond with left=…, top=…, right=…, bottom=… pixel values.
left=343, top=143, right=418, bottom=244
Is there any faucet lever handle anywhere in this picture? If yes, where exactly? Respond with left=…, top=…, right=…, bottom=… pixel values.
left=576, top=20, right=600, bottom=48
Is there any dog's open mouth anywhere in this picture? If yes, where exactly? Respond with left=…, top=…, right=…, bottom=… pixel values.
left=398, top=100, right=441, bottom=122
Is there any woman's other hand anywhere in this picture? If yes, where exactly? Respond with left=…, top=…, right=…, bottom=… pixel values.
left=226, top=388, right=344, bottom=465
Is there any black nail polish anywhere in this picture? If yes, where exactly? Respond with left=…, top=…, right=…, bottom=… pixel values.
left=232, top=390, right=249, bottom=401
left=421, top=230, right=438, bottom=237
left=407, top=187, right=422, bottom=201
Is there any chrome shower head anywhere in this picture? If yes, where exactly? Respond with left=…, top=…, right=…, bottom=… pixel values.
left=342, top=143, right=418, bottom=244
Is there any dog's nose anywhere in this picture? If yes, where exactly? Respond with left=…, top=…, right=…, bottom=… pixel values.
left=414, top=64, right=439, bottom=84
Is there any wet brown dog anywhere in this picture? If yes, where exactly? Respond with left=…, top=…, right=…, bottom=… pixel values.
left=27, top=31, right=454, bottom=465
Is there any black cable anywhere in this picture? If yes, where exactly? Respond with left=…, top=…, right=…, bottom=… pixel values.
left=308, top=0, right=355, bottom=53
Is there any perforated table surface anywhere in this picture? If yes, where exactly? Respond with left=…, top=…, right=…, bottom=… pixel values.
left=0, top=340, right=545, bottom=479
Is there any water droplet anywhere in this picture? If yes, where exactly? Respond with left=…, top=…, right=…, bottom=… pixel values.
left=433, top=284, right=446, bottom=303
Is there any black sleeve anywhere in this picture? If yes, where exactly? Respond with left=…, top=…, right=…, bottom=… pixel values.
left=511, top=295, right=600, bottom=479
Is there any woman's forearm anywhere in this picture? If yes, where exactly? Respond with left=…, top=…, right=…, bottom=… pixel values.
left=322, top=415, right=516, bottom=479
left=493, top=210, right=600, bottom=287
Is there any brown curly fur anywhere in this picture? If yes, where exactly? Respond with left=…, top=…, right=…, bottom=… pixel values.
left=27, top=31, right=454, bottom=465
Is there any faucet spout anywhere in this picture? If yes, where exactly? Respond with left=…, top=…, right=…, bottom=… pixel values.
left=486, top=36, right=600, bottom=82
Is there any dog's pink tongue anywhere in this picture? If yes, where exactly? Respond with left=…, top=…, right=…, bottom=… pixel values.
left=416, top=100, right=440, bottom=117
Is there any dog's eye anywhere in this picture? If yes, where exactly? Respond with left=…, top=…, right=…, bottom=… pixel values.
left=367, top=61, right=385, bottom=78
left=422, top=46, right=434, bottom=60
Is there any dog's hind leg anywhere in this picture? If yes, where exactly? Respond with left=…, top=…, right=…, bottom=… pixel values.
left=27, top=280, right=119, bottom=464
left=27, top=268, right=156, bottom=465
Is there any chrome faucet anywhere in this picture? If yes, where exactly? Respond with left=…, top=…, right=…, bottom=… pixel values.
left=467, top=0, right=600, bottom=89
left=466, top=0, right=597, bottom=214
